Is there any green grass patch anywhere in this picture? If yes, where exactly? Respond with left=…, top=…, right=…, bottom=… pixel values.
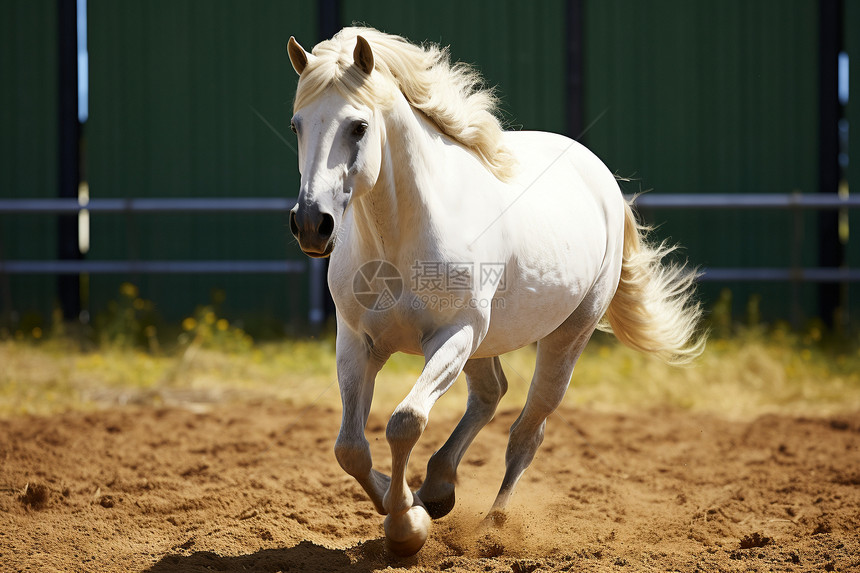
left=2, top=282, right=858, bottom=418
left=2, top=326, right=858, bottom=419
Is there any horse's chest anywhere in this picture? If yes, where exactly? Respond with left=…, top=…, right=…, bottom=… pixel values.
left=345, top=306, right=425, bottom=355
left=329, top=275, right=424, bottom=354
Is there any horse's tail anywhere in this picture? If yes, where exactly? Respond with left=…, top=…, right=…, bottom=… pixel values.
left=597, top=199, right=706, bottom=365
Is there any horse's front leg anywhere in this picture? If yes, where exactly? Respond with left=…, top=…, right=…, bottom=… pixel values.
left=382, top=324, right=476, bottom=556
left=334, top=326, right=391, bottom=514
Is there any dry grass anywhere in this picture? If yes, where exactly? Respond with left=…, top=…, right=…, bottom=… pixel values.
left=2, top=328, right=858, bottom=420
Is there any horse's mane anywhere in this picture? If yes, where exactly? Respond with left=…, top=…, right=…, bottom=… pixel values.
left=294, top=27, right=516, bottom=181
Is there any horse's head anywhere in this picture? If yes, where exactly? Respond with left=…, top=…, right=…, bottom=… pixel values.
left=286, top=27, right=516, bottom=257
left=286, top=33, right=387, bottom=258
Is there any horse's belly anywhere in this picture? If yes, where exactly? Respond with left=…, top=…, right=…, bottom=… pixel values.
left=472, top=281, right=586, bottom=357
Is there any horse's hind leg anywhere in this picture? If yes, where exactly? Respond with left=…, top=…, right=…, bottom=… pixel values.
left=417, top=356, right=508, bottom=519
left=488, top=302, right=602, bottom=520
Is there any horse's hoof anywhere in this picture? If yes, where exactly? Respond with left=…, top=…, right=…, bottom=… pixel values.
left=422, top=490, right=455, bottom=519
left=383, top=505, right=431, bottom=557
left=483, top=509, right=507, bottom=527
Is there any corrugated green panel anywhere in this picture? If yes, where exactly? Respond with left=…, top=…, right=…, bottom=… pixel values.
left=847, top=0, right=859, bottom=324
left=584, top=0, right=820, bottom=323
left=87, top=1, right=316, bottom=327
left=0, top=0, right=58, bottom=329
left=340, top=0, right=567, bottom=134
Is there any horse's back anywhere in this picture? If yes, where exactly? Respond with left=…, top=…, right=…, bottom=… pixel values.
left=474, top=131, right=626, bottom=356
left=505, top=131, right=622, bottom=211
left=497, top=130, right=625, bottom=270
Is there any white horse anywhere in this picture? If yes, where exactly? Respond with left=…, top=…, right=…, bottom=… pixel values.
left=286, top=27, right=704, bottom=556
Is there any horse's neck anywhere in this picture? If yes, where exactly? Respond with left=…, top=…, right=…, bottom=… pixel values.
left=349, top=102, right=456, bottom=260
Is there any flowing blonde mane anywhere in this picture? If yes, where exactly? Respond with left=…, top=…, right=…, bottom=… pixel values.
left=294, top=27, right=516, bottom=181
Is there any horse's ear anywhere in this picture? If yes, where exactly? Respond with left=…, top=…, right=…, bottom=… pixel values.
left=287, top=36, right=309, bottom=75
left=353, top=35, right=374, bottom=75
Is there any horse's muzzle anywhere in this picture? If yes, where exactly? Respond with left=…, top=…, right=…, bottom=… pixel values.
left=290, top=205, right=335, bottom=257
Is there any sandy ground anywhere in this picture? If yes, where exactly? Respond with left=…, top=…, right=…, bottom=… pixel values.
left=2, top=402, right=859, bottom=573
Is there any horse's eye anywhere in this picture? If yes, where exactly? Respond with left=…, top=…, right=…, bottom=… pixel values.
left=290, top=121, right=298, bottom=134
left=353, top=121, right=368, bottom=138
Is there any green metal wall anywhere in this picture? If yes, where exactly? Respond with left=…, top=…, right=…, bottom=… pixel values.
left=86, top=1, right=316, bottom=330
left=0, top=0, right=58, bottom=331
left=583, top=0, right=821, bottom=324
left=338, top=0, right=568, bottom=135
left=2, top=1, right=851, bottom=333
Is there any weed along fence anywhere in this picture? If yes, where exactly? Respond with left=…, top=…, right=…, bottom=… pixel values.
left=1, top=192, right=858, bottom=332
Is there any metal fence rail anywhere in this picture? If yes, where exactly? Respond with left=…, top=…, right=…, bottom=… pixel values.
left=629, top=193, right=860, bottom=210
left=702, top=268, right=860, bottom=282
left=0, top=197, right=296, bottom=214
left=0, top=260, right=305, bottom=274
left=9, top=194, right=857, bottom=213
left=0, top=194, right=857, bottom=283
left=0, top=197, right=303, bottom=275
left=625, top=193, right=858, bottom=282
left=0, top=196, right=325, bottom=324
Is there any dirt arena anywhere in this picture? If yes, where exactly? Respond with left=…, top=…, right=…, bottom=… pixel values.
left=2, top=400, right=858, bottom=573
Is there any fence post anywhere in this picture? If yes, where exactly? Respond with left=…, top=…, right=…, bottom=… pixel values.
left=57, top=0, right=82, bottom=321
left=317, top=0, right=339, bottom=42
left=308, top=257, right=326, bottom=331
left=566, top=0, right=584, bottom=140
left=817, top=0, right=845, bottom=327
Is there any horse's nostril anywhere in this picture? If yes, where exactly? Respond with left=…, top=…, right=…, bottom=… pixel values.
left=289, top=211, right=300, bottom=237
left=318, top=214, right=334, bottom=238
